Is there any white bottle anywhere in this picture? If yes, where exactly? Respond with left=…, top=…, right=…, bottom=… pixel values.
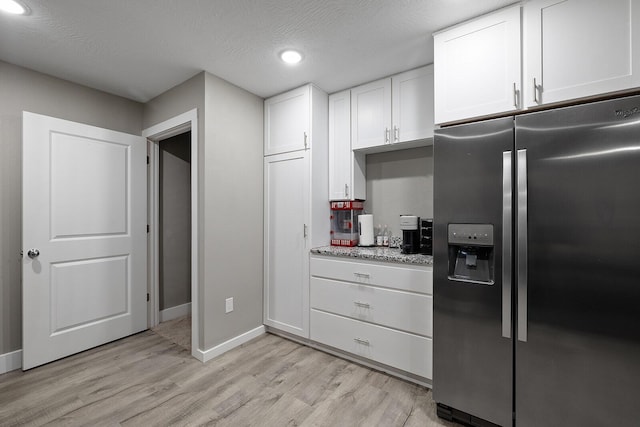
left=376, top=224, right=383, bottom=246
left=382, top=224, right=389, bottom=247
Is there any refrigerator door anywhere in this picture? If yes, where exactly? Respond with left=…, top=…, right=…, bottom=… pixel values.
left=515, top=96, right=640, bottom=426
left=433, top=117, right=514, bottom=427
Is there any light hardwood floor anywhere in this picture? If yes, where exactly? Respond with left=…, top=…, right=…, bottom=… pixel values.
left=151, top=315, right=191, bottom=352
left=0, top=326, right=456, bottom=426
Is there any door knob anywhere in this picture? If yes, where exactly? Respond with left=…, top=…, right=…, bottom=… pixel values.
left=27, top=249, right=40, bottom=259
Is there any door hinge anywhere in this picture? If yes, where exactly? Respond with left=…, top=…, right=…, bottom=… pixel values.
left=147, top=224, right=150, bottom=233
left=147, top=293, right=150, bottom=302
left=147, top=155, right=150, bottom=165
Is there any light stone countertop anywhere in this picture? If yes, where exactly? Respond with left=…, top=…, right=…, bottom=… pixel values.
left=310, top=245, right=433, bottom=266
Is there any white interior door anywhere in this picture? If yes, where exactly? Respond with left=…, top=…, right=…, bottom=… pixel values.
left=22, top=112, right=147, bottom=370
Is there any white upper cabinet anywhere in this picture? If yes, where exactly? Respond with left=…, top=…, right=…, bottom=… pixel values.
left=264, top=85, right=310, bottom=155
left=352, top=65, right=434, bottom=151
left=351, top=78, right=392, bottom=150
left=523, top=0, right=640, bottom=107
left=434, top=5, right=522, bottom=124
left=392, top=66, right=435, bottom=143
left=329, top=90, right=352, bottom=200
left=328, top=90, right=365, bottom=200
left=434, top=1, right=640, bottom=123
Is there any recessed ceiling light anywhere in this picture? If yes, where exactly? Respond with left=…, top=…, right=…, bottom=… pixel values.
left=280, top=50, right=303, bottom=65
left=0, top=0, right=27, bottom=15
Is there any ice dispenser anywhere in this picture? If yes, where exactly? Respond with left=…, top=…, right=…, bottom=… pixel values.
left=448, top=224, right=494, bottom=285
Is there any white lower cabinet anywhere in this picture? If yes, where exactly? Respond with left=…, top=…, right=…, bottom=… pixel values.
left=309, top=255, right=433, bottom=381
left=310, top=277, right=432, bottom=336
left=311, top=256, right=432, bottom=294
left=311, top=310, right=432, bottom=379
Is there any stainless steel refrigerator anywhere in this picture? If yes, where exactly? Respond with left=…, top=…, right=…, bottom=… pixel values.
left=433, top=95, right=640, bottom=427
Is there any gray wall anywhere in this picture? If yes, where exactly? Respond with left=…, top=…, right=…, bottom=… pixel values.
left=143, top=72, right=264, bottom=351
left=143, top=73, right=206, bottom=346
left=364, top=146, right=434, bottom=238
left=0, top=60, right=143, bottom=356
left=159, top=132, right=191, bottom=311
left=2, top=63, right=263, bottom=358
left=202, top=72, right=263, bottom=350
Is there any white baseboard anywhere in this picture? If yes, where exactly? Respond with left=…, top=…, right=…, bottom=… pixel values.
left=159, top=302, right=191, bottom=323
left=0, top=349, right=22, bottom=374
left=195, top=325, right=266, bottom=363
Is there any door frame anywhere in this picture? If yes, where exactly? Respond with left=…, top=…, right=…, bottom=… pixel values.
left=142, top=109, right=199, bottom=358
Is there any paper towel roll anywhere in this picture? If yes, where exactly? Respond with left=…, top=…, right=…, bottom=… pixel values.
left=358, top=214, right=374, bottom=246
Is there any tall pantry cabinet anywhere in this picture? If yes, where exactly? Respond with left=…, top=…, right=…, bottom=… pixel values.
left=263, top=84, right=329, bottom=338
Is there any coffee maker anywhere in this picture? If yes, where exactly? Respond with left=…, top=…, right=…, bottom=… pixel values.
left=400, top=215, right=420, bottom=254
left=420, top=218, right=433, bottom=255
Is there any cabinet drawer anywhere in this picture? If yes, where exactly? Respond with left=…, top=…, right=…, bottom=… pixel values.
left=310, top=277, right=432, bottom=337
left=310, top=256, right=432, bottom=294
left=310, top=309, right=432, bottom=379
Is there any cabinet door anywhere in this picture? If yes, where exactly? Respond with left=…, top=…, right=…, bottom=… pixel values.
left=434, top=5, right=522, bottom=124
left=524, top=0, right=640, bottom=107
left=264, top=86, right=310, bottom=155
left=392, top=65, right=435, bottom=143
left=328, top=91, right=352, bottom=200
left=351, top=78, right=392, bottom=150
left=264, top=151, right=310, bottom=337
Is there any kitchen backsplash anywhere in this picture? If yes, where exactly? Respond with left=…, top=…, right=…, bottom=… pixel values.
left=364, top=146, right=434, bottom=239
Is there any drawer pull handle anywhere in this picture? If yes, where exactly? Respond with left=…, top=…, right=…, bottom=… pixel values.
left=353, top=272, right=370, bottom=279
left=354, top=301, right=371, bottom=309
left=354, top=337, right=370, bottom=346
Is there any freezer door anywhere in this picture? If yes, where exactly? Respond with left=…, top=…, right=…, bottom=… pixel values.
left=515, top=95, right=640, bottom=426
left=433, top=117, right=514, bottom=427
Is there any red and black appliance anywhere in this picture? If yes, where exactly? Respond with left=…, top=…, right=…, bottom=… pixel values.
left=330, top=200, right=364, bottom=246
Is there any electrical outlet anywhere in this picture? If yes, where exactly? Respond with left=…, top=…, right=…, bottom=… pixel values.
left=225, top=297, right=234, bottom=313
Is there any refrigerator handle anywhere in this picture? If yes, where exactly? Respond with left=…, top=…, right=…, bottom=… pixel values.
left=517, top=149, right=528, bottom=342
left=502, top=151, right=512, bottom=339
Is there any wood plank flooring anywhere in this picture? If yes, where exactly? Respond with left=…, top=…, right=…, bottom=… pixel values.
left=0, top=326, right=456, bottom=426
left=151, top=315, right=191, bottom=352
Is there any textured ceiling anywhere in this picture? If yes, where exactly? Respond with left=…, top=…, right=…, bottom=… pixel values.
left=0, top=0, right=518, bottom=102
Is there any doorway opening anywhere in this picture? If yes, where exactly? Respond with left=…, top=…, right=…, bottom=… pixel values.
left=152, top=131, right=191, bottom=350
left=142, top=109, right=200, bottom=359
